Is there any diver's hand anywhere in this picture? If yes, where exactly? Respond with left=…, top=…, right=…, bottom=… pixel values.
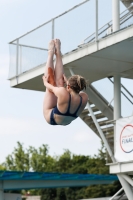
left=42, top=75, right=49, bottom=85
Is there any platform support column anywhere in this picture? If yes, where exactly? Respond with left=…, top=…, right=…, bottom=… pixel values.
left=114, top=74, right=121, bottom=156
left=112, top=0, right=120, bottom=32
left=113, top=75, right=133, bottom=200
left=114, top=75, right=121, bottom=120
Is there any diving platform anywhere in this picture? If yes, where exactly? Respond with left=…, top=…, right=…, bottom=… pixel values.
left=9, top=25, right=133, bottom=91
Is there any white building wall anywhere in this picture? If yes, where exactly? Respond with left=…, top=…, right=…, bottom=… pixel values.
left=22, top=196, right=40, bottom=200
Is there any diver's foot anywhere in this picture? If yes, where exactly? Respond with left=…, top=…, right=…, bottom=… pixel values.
left=48, top=40, right=55, bottom=55
left=54, top=39, right=61, bottom=56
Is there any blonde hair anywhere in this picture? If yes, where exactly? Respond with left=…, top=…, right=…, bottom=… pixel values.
left=68, top=75, right=87, bottom=93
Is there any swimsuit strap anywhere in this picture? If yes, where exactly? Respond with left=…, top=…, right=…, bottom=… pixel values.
left=68, top=94, right=82, bottom=116
left=73, top=95, right=82, bottom=116
left=66, top=93, right=71, bottom=113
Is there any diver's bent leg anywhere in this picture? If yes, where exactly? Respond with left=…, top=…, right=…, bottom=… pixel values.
left=45, top=40, right=56, bottom=86
left=43, top=88, right=57, bottom=123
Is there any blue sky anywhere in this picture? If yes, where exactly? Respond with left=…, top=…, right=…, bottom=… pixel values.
left=0, top=0, right=129, bottom=163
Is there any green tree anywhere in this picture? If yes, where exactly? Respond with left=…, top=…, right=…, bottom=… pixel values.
left=1, top=141, right=121, bottom=200
left=5, top=142, right=30, bottom=171
left=29, top=144, right=56, bottom=172
left=0, top=164, right=6, bottom=170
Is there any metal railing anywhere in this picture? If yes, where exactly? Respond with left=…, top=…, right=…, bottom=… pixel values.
left=79, top=4, right=133, bottom=45
left=9, top=1, right=133, bottom=79
left=9, top=0, right=93, bottom=78
left=108, top=77, right=133, bottom=105
left=92, top=77, right=133, bottom=118
left=9, top=0, right=90, bottom=44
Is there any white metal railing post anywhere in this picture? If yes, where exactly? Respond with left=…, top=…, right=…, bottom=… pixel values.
left=52, top=19, right=54, bottom=39
left=112, top=0, right=120, bottom=32
left=95, top=0, right=98, bottom=41
left=16, top=39, right=19, bottom=80
left=20, top=45, right=22, bottom=74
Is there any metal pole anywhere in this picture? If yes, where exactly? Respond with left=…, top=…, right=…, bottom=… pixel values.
left=95, top=0, right=98, bottom=41
left=16, top=39, right=19, bottom=81
left=117, top=176, right=133, bottom=199
left=121, top=174, right=133, bottom=187
left=87, top=102, right=115, bottom=162
left=113, top=74, right=133, bottom=200
left=114, top=75, right=121, bottom=157
left=112, top=0, right=120, bottom=32
left=109, top=187, right=123, bottom=200
left=20, top=46, right=22, bottom=74
left=114, top=75, right=121, bottom=120
left=52, top=19, right=54, bottom=39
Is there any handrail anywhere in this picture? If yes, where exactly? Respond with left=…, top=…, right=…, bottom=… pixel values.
left=81, top=4, right=133, bottom=44
left=90, top=84, right=113, bottom=111
left=108, top=78, right=133, bottom=105
left=9, top=0, right=90, bottom=44
left=10, top=43, right=48, bottom=51
left=12, top=43, right=48, bottom=51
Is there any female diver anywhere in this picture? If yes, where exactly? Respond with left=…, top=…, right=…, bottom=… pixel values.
left=42, top=39, right=88, bottom=125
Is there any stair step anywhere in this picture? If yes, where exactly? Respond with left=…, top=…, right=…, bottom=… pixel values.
left=83, top=113, right=106, bottom=121
left=81, top=109, right=89, bottom=115
left=98, top=120, right=113, bottom=127
left=102, top=126, right=114, bottom=133
left=106, top=133, right=114, bottom=139
left=91, top=106, right=99, bottom=113
left=88, top=100, right=93, bottom=105
left=81, top=106, right=99, bottom=116
left=95, top=113, right=106, bottom=119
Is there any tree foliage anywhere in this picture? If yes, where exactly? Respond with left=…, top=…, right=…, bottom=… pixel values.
left=1, top=141, right=121, bottom=199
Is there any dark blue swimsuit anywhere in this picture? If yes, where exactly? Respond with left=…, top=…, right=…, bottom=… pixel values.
left=50, top=94, right=82, bottom=125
